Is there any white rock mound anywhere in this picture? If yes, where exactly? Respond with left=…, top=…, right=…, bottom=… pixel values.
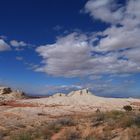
left=21, top=88, right=133, bottom=112
left=0, top=86, right=26, bottom=101
left=51, top=89, right=93, bottom=98
left=67, top=88, right=92, bottom=96
left=52, top=93, right=66, bottom=97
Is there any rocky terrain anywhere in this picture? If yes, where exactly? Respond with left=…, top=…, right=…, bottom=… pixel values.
left=0, top=87, right=140, bottom=140
left=0, top=86, right=26, bottom=102
left=19, top=88, right=140, bottom=115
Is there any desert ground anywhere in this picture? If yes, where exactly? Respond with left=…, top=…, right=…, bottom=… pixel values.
left=0, top=87, right=140, bottom=140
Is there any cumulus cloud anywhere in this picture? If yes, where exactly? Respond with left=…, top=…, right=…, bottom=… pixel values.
left=36, top=32, right=140, bottom=77
left=35, top=0, right=140, bottom=78
left=86, top=0, right=140, bottom=51
left=0, top=39, right=11, bottom=51
left=123, top=47, right=140, bottom=64
left=85, top=0, right=124, bottom=24
left=36, top=33, right=94, bottom=77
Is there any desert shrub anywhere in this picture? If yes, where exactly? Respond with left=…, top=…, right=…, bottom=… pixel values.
left=12, top=132, right=33, bottom=140
left=91, top=110, right=136, bottom=129
left=95, top=109, right=100, bottom=113
left=57, top=118, right=76, bottom=126
left=119, top=116, right=134, bottom=128
left=37, top=113, right=46, bottom=116
left=92, top=111, right=124, bottom=123
left=91, top=112, right=105, bottom=127
left=84, top=135, right=96, bottom=140
left=134, top=115, right=140, bottom=127
left=63, top=129, right=80, bottom=140
left=105, top=110, right=125, bottom=120
left=40, top=122, right=61, bottom=139
left=36, top=118, right=76, bottom=139
left=129, top=126, right=140, bottom=139
left=47, top=121, right=62, bottom=133
left=94, top=112, right=105, bottom=122
left=123, top=105, right=132, bottom=112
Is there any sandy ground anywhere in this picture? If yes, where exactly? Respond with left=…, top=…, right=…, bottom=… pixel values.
left=0, top=90, right=140, bottom=140
left=0, top=91, right=139, bottom=119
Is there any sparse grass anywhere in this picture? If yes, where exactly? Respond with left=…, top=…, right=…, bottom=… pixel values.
left=11, top=132, right=33, bottom=140
left=56, top=117, right=77, bottom=126
left=47, top=121, right=62, bottom=133
left=62, top=128, right=81, bottom=140
left=4, top=110, right=140, bottom=140
left=84, top=135, right=97, bottom=140
left=105, top=110, right=125, bottom=120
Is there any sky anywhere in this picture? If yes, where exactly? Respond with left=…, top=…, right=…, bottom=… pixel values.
left=0, top=0, right=140, bottom=97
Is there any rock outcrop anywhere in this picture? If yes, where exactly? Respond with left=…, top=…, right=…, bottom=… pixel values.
left=51, top=89, right=93, bottom=98
left=0, top=87, right=12, bottom=95
left=67, top=88, right=92, bottom=96
left=0, top=86, right=26, bottom=101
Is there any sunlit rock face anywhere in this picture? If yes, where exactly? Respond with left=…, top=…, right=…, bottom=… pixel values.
left=0, top=86, right=26, bottom=101
left=67, top=89, right=93, bottom=96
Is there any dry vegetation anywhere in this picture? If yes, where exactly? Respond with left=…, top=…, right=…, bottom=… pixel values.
left=1, top=109, right=140, bottom=140
left=1, top=89, right=140, bottom=140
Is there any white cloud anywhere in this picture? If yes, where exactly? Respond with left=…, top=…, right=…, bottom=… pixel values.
left=0, top=39, right=11, bottom=51
left=123, top=47, right=140, bottom=64
left=10, top=40, right=34, bottom=51
left=10, top=40, right=27, bottom=47
left=95, top=26, right=140, bottom=51
left=36, top=33, right=94, bottom=77
left=85, top=0, right=140, bottom=51
left=35, top=0, right=140, bottom=78
left=85, top=0, right=124, bottom=24
left=36, top=32, right=140, bottom=77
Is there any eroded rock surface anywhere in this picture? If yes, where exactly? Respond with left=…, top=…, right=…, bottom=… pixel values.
left=0, top=86, right=26, bottom=101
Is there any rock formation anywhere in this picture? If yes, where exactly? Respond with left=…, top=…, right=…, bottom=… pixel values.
left=0, top=86, right=26, bottom=101
left=0, top=87, right=12, bottom=95
left=67, top=88, right=92, bottom=96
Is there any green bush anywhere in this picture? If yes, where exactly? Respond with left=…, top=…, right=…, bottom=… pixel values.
left=123, top=105, right=132, bottom=112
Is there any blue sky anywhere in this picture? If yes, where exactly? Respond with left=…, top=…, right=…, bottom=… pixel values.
left=0, top=0, right=140, bottom=97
